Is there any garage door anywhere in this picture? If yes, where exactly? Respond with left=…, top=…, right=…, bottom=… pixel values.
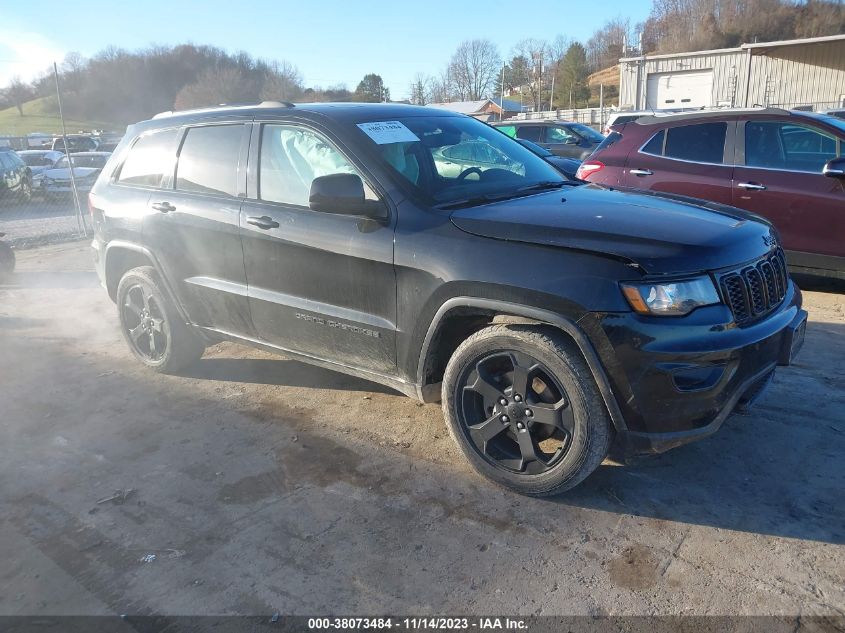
left=646, top=70, right=713, bottom=109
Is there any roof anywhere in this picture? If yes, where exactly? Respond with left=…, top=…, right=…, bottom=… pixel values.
left=427, top=100, right=492, bottom=114
left=143, top=102, right=460, bottom=129
left=632, top=107, right=817, bottom=125
left=620, top=33, right=845, bottom=63
left=491, top=97, right=523, bottom=112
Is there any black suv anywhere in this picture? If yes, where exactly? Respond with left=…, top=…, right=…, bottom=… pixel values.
left=0, top=148, right=33, bottom=203
left=90, top=103, right=807, bottom=496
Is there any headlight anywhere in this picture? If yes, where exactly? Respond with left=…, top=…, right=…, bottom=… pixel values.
left=620, top=277, right=720, bottom=316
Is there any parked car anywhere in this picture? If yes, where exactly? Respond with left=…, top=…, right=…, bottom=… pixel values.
left=49, top=135, right=99, bottom=153
left=491, top=120, right=605, bottom=159
left=17, top=149, right=66, bottom=190
left=91, top=103, right=806, bottom=496
left=515, top=138, right=582, bottom=181
left=819, top=108, right=845, bottom=120
left=0, top=148, right=33, bottom=203
left=42, top=151, right=111, bottom=198
left=578, top=107, right=845, bottom=279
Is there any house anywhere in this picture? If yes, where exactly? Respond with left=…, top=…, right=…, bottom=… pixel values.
left=426, top=98, right=524, bottom=121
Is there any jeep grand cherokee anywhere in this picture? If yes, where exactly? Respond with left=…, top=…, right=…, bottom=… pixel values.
left=89, top=102, right=807, bottom=496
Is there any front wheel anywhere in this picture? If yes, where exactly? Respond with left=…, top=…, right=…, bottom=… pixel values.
left=116, top=266, right=205, bottom=373
left=442, top=324, right=612, bottom=497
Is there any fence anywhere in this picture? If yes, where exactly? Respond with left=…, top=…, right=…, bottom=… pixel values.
left=512, top=107, right=610, bottom=130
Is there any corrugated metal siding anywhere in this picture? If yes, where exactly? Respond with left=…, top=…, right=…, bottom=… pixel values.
left=619, top=39, right=845, bottom=110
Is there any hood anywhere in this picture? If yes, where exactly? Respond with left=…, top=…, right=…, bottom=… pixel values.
left=43, top=167, right=100, bottom=181
left=449, top=184, right=778, bottom=275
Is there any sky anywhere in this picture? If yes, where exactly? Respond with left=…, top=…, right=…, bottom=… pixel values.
left=0, top=0, right=652, bottom=100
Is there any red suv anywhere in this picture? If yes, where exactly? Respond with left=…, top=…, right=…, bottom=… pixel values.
left=578, top=109, right=845, bottom=279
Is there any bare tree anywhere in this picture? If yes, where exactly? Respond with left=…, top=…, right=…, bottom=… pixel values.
left=4, top=76, right=32, bottom=116
left=174, top=66, right=256, bottom=110
left=409, top=73, right=430, bottom=105
left=260, top=60, right=303, bottom=101
left=447, top=39, right=501, bottom=101
left=512, top=39, right=549, bottom=110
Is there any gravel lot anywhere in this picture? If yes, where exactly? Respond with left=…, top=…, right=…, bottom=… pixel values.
left=0, top=243, right=843, bottom=619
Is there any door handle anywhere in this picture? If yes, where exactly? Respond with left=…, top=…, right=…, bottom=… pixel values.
left=629, top=169, right=653, bottom=176
left=246, top=215, right=280, bottom=230
left=151, top=201, right=176, bottom=213
left=737, top=182, right=767, bottom=191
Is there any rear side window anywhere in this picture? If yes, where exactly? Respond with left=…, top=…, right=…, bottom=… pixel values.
left=594, top=131, right=623, bottom=154
left=176, top=125, right=243, bottom=197
left=118, top=129, right=178, bottom=188
left=641, top=130, right=665, bottom=155
left=516, top=126, right=542, bottom=142
left=663, top=123, right=727, bottom=163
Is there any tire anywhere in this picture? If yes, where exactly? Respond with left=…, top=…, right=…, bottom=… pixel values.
left=116, top=266, right=205, bottom=373
left=18, top=179, right=32, bottom=204
left=442, top=324, right=612, bottom=497
left=0, top=241, right=15, bottom=282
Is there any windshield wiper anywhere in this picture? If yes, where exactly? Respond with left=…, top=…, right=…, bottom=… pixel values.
left=516, top=180, right=571, bottom=192
left=433, top=191, right=520, bottom=210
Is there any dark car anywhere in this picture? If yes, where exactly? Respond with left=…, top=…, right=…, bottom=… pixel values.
left=0, top=148, right=33, bottom=203
left=90, top=103, right=806, bottom=497
left=516, top=138, right=582, bottom=181
left=49, top=135, right=98, bottom=153
left=492, top=120, right=605, bottom=159
left=578, top=108, right=845, bottom=279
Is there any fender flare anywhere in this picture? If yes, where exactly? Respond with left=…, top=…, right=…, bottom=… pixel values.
left=103, top=240, right=191, bottom=324
left=416, top=297, right=627, bottom=432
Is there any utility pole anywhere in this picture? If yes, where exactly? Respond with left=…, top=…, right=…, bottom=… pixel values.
left=500, top=61, right=505, bottom=121
left=53, top=62, right=86, bottom=237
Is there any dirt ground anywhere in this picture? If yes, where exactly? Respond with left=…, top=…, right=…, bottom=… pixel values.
left=0, top=242, right=843, bottom=617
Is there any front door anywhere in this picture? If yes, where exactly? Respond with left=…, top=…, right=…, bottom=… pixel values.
left=240, top=122, right=397, bottom=374
left=732, top=119, right=845, bottom=267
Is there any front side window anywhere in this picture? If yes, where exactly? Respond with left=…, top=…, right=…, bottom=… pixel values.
left=119, top=129, right=179, bottom=187
left=745, top=121, right=839, bottom=172
left=547, top=126, right=576, bottom=143
left=176, top=125, right=243, bottom=197
left=259, top=124, right=373, bottom=207
left=663, top=122, right=727, bottom=163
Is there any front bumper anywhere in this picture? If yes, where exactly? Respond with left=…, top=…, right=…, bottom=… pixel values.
left=592, top=281, right=806, bottom=455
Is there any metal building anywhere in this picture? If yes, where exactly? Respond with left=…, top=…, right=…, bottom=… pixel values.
left=619, top=34, right=845, bottom=112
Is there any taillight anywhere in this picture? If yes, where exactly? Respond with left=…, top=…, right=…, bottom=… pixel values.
left=576, top=160, right=605, bottom=180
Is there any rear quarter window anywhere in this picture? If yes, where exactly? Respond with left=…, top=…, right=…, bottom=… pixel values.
left=593, top=131, right=623, bottom=154
left=118, top=128, right=179, bottom=188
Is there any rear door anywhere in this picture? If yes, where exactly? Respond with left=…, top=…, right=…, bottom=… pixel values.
left=732, top=119, right=844, bottom=265
left=240, top=121, right=397, bottom=373
left=622, top=121, right=735, bottom=204
left=142, top=122, right=255, bottom=338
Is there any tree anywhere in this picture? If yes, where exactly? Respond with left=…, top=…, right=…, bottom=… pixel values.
left=447, top=39, right=501, bottom=101
left=4, top=76, right=32, bottom=116
left=409, top=73, right=430, bottom=105
left=260, top=60, right=303, bottom=102
left=356, top=73, right=389, bottom=102
left=174, top=66, right=257, bottom=110
left=512, top=39, right=549, bottom=110
left=558, top=43, right=591, bottom=108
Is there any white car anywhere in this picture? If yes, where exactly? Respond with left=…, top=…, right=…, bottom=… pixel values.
left=17, top=150, right=66, bottom=190
left=41, top=152, right=111, bottom=198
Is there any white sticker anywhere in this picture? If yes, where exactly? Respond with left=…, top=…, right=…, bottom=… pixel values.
left=357, top=121, right=419, bottom=145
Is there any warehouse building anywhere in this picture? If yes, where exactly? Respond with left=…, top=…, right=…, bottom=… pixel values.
left=619, top=34, right=845, bottom=112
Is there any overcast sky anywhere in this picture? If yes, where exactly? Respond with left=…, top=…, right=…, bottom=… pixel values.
left=0, top=0, right=652, bottom=99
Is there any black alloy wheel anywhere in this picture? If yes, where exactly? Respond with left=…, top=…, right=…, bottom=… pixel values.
left=122, top=282, right=169, bottom=362
left=457, top=350, right=574, bottom=474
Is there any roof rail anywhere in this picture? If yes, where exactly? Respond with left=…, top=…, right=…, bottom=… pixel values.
left=634, top=106, right=791, bottom=125
left=151, top=100, right=295, bottom=120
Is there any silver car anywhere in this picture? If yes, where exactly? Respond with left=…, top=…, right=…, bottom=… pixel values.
left=41, top=151, right=111, bottom=198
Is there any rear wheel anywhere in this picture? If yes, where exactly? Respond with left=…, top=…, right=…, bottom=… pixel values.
left=116, top=266, right=204, bottom=372
left=442, top=324, right=612, bottom=496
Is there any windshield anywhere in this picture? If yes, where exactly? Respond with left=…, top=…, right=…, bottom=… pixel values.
left=568, top=123, right=605, bottom=143
left=56, top=155, right=108, bottom=169
left=358, top=116, right=563, bottom=205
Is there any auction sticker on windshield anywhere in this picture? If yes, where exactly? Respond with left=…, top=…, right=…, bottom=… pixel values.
left=357, top=121, right=419, bottom=144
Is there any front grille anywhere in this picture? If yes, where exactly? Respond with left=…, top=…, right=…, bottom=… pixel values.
left=719, top=249, right=788, bottom=326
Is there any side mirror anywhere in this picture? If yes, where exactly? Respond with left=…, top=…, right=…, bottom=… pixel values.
left=309, top=173, right=387, bottom=219
left=822, top=157, right=845, bottom=178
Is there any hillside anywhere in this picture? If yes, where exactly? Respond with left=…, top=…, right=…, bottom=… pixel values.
left=587, top=66, right=620, bottom=89
left=0, top=97, right=120, bottom=136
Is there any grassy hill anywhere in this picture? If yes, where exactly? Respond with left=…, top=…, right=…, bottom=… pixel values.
left=0, top=97, right=120, bottom=136
left=588, top=66, right=621, bottom=89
